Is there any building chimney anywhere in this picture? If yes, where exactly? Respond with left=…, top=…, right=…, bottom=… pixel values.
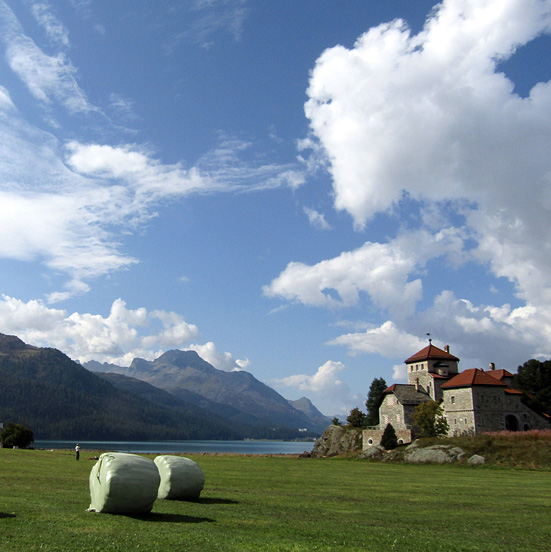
left=415, top=377, right=419, bottom=392
left=445, top=345, right=450, bottom=353
left=489, top=362, right=496, bottom=371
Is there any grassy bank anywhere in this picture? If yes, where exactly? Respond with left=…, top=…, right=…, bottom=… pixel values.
left=1, top=448, right=550, bottom=551
left=383, top=430, right=551, bottom=469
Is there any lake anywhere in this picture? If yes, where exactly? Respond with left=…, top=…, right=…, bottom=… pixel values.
left=33, top=439, right=314, bottom=455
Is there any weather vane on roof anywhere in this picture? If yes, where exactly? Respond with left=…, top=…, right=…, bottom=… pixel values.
left=427, top=332, right=432, bottom=343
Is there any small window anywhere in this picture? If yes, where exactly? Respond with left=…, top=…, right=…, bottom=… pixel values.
left=367, top=438, right=374, bottom=446
left=451, top=396, right=455, bottom=404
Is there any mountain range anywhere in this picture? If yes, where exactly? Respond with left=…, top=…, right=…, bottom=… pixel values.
left=85, top=349, right=330, bottom=433
left=0, top=334, right=330, bottom=440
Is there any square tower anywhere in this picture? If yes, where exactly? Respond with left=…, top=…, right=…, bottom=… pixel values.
left=405, top=342, right=460, bottom=401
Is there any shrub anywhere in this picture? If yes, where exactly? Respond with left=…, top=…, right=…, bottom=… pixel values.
left=413, top=401, right=449, bottom=438
left=380, top=423, right=398, bottom=450
left=346, top=407, right=367, bottom=428
left=1, top=422, right=34, bottom=448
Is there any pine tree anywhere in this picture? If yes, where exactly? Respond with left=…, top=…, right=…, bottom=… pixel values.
left=365, top=377, right=387, bottom=426
left=380, top=423, right=398, bottom=450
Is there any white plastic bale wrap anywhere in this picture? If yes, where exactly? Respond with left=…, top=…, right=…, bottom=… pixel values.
left=154, top=455, right=205, bottom=500
left=88, top=452, right=160, bottom=514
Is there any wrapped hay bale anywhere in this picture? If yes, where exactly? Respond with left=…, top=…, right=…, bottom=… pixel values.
left=88, top=452, right=160, bottom=514
left=154, top=455, right=205, bottom=500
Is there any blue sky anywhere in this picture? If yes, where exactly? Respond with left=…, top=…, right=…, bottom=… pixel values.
left=0, top=0, right=550, bottom=416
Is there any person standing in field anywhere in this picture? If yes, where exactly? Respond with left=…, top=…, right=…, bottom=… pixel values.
left=75, top=444, right=80, bottom=461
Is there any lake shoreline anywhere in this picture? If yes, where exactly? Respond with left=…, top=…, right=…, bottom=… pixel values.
left=32, top=439, right=314, bottom=456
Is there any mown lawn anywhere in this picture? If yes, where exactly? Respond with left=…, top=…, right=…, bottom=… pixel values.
left=0, top=448, right=550, bottom=551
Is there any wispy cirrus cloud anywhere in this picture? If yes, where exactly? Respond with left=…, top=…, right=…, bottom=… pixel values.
left=0, top=105, right=303, bottom=302
left=0, top=2, right=303, bottom=302
left=188, top=0, right=248, bottom=48
left=163, top=0, right=248, bottom=52
left=303, top=207, right=332, bottom=230
left=0, top=1, right=96, bottom=114
left=31, top=3, right=70, bottom=48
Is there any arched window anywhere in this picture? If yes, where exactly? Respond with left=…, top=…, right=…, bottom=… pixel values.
left=505, top=415, right=519, bottom=431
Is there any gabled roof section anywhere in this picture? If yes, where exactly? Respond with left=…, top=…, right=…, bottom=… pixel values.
left=486, top=368, right=514, bottom=381
left=384, top=383, right=430, bottom=405
left=441, top=368, right=507, bottom=389
left=405, top=343, right=459, bottom=363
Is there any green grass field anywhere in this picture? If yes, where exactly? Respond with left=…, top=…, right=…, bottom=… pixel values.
left=1, top=448, right=550, bottom=552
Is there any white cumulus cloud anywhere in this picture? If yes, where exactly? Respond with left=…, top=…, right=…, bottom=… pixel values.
left=271, top=360, right=361, bottom=416
left=0, top=295, right=201, bottom=366
left=268, top=0, right=551, bottom=370
left=188, top=341, right=250, bottom=372
left=264, top=228, right=466, bottom=319
left=328, top=321, right=425, bottom=359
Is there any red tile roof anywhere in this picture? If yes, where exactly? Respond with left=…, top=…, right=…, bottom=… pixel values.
left=405, top=343, right=459, bottom=363
left=441, top=368, right=507, bottom=389
left=486, top=368, right=514, bottom=381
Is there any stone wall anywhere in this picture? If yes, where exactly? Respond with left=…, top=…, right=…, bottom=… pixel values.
left=363, top=428, right=412, bottom=448
left=442, top=387, right=476, bottom=435
left=442, top=386, right=551, bottom=435
left=379, top=394, right=409, bottom=430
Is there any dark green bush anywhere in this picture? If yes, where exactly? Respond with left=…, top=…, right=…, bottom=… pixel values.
left=381, top=423, right=398, bottom=450
left=1, top=422, right=34, bottom=448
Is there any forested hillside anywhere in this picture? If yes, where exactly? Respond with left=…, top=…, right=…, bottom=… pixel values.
left=0, top=335, right=305, bottom=440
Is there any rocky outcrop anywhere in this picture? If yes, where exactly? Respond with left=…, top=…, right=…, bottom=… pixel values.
left=308, top=429, right=488, bottom=466
left=311, top=425, right=362, bottom=457
left=404, top=445, right=466, bottom=464
left=358, top=445, right=384, bottom=460
left=467, top=454, right=486, bottom=465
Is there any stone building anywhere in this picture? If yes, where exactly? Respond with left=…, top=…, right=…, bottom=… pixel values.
left=363, top=341, right=551, bottom=448
left=441, top=367, right=547, bottom=434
